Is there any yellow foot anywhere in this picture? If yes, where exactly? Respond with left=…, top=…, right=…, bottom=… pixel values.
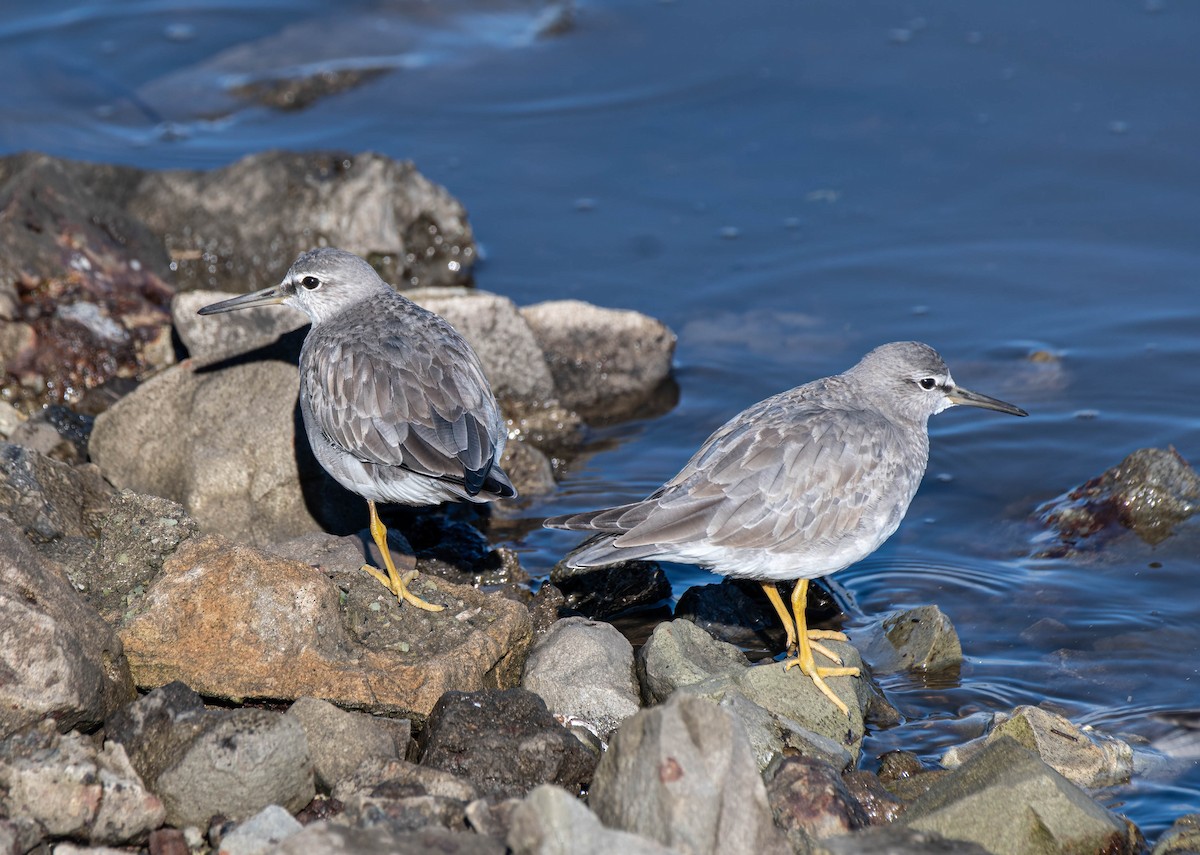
left=783, top=656, right=861, bottom=716
left=360, top=563, right=445, bottom=612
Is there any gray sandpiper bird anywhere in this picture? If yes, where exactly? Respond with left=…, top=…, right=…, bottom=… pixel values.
left=199, top=247, right=516, bottom=611
left=544, top=341, right=1026, bottom=715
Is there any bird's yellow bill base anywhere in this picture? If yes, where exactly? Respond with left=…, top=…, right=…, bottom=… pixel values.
left=365, top=500, right=444, bottom=612
left=765, top=579, right=860, bottom=716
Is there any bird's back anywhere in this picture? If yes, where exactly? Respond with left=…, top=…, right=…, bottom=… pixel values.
left=299, top=290, right=514, bottom=505
left=546, top=377, right=929, bottom=579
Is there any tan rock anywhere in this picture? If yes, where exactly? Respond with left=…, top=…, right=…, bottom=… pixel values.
left=118, top=536, right=532, bottom=723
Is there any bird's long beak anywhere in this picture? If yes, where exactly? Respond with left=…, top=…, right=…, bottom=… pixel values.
left=946, top=386, right=1028, bottom=417
left=197, top=285, right=289, bottom=315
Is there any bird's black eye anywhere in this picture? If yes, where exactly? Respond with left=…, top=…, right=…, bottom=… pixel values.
left=918, top=377, right=938, bottom=390
left=301, top=275, right=321, bottom=290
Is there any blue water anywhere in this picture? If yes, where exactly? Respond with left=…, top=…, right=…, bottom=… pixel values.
left=4, top=0, right=1199, bottom=839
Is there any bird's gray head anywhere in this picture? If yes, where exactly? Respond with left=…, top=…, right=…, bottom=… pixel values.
left=197, top=247, right=393, bottom=325
left=844, top=341, right=1027, bottom=423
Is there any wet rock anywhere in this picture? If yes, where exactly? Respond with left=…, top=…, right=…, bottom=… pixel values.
left=0, top=153, right=175, bottom=412
left=521, top=617, right=641, bottom=742
left=900, top=737, right=1138, bottom=854
left=417, top=688, right=597, bottom=801
left=117, top=536, right=532, bottom=723
left=841, top=770, right=906, bottom=825
left=526, top=583, right=576, bottom=641
left=1037, top=447, right=1200, bottom=553
left=497, top=439, right=557, bottom=498
left=333, top=758, right=478, bottom=833
left=637, top=618, right=748, bottom=704
left=941, top=705, right=1133, bottom=789
left=0, top=442, right=113, bottom=543
left=217, top=805, right=304, bottom=855
left=287, top=697, right=407, bottom=794
left=859, top=604, right=962, bottom=675
left=406, top=287, right=556, bottom=409
left=549, top=559, right=671, bottom=621
left=0, top=516, right=135, bottom=739
left=675, top=578, right=840, bottom=654
left=507, top=784, right=675, bottom=855
left=0, top=723, right=164, bottom=846
left=589, top=694, right=789, bottom=855
left=1153, top=813, right=1200, bottom=855
left=150, top=707, right=314, bottom=828
left=7, top=404, right=94, bottom=463
left=766, top=755, right=868, bottom=849
left=521, top=300, right=676, bottom=420
left=128, top=151, right=476, bottom=292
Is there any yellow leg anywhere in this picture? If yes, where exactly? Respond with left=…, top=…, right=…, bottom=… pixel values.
left=761, top=582, right=797, bottom=650
left=363, top=500, right=444, bottom=612
left=762, top=582, right=845, bottom=664
left=782, top=579, right=859, bottom=716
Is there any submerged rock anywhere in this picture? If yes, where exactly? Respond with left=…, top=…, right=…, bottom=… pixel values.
left=1036, top=447, right=1200, bottom=554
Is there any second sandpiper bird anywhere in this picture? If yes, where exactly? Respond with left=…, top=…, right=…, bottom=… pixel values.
left=545, top=341, right=1026, bottom=715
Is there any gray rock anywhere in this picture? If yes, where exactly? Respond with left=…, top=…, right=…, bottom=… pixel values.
left=677, top=642, right=872, bottom=763
left=0, top=724, right=164, bottom=846
left=637, top=618, right=748, bottom=704
left=406, top=287, right=556, bottom=408
left=812, top=826, right=993, bottom=854
left=287, top=697, right=405, bottom=793
left=1037, top=446, right=1200, bottom=553
left=74, top=490, right=200, bottom=625
left=127, top=151, right=477, bottom=293
left=153, top=708, right=315, bottom=827
left=521, top=617, right=641, bottom=742
left=173, top=289, right=307, bottom=365
left=88, top=359, right=337, bottom=548
left=638, top=619, right=860, bottom=771
left=277, top=825, right=504, bottom=854
left=941, top=705, right=1133, bottom=789
left=901, top=737, right=1137, bottom=855
left=766, top=755, right=868, bottom=850
left=0, top=442, right=113, bottom=543
left=103, top=681, right=211, bottom=789
left=589, top=694, right=790, bottom=855
left=507, top=785, right=676, bottom=855
left=0, top=516, right=135, bottom=739
left=859, top=605, right=962, bottom=675
left=417, top=688, right=597, bottom=801
left=216, top=805, right=304, bottom=855
left=1152, top=813, right=1200, bottom=855
left=549, top=559, right=671, bottom=621
left=521, top=300, right=676, bottom=419
left=331, top=757, right=478, bottom=834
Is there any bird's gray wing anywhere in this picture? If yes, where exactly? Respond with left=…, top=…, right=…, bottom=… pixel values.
left=304, top=327, right=508, bottom=495
left=606, top=397, right=910, bottom=554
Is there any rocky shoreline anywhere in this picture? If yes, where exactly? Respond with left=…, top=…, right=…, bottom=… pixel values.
left=0, top=151, right=1197, bottom=854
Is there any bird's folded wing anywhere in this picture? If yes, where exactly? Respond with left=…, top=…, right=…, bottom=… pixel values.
left=304, top=334, right=503, bottom=489
left=612, top=402, right=907, bottom=553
